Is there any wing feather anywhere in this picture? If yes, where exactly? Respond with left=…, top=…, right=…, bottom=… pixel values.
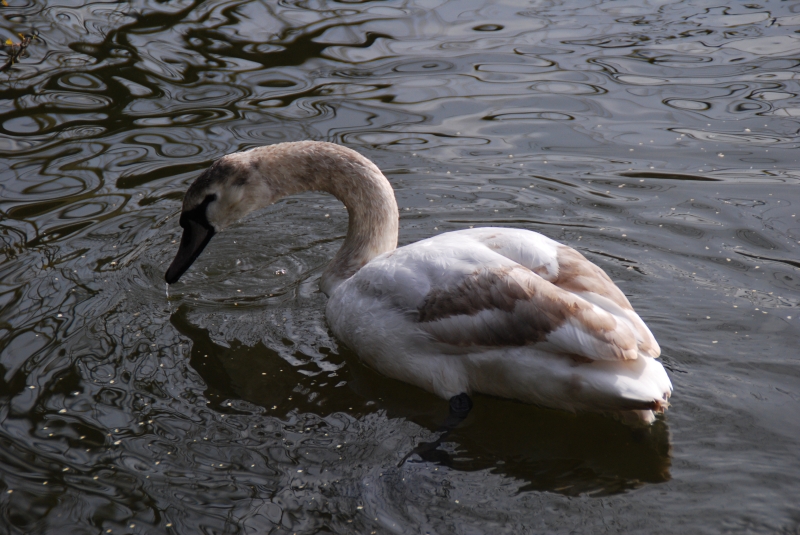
left=552, top=246, right=661, bottom=358
left=348, top=228, right=659, bottom=361
left=417, top=265, right=639, bottom=361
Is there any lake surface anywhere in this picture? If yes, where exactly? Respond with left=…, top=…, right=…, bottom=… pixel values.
left=1, top=0, right=799, bottom=533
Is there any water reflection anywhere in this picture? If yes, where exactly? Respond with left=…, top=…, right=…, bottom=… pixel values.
left=172, top=304, right=671, bottom=497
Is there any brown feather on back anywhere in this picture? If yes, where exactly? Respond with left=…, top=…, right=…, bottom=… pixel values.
left=553, top=246, right=633, bottom=311
left=415, top=264, right=638, bottom=360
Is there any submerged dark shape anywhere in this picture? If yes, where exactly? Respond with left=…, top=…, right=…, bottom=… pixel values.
left=165, top=194, right=216, bottom=284
left=619, top=171, right=721, bottom=182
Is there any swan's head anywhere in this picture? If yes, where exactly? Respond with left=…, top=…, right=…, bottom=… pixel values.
left=165, top=154, right=274, bottom=284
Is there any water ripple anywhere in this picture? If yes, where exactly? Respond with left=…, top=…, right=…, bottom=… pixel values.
left=2, top=0, right=800, bottom=533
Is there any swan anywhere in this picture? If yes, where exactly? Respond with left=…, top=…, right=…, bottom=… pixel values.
left=165, top=141, right=672, bottom=426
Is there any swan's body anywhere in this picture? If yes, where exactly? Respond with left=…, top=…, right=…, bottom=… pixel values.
left=166, top=141, right=671, bottom=424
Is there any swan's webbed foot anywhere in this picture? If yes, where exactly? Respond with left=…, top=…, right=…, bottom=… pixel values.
left=398, top=393, right=473, bottom=467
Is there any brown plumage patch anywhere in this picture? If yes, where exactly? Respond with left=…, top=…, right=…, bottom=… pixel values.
left=416, top=266, right=564, bottom=346
left=184, top=158, right=238, bottom=208
left=555, top=245, right=661, bottom=358
left=417, top=266, right=528, bottom=322
left=416, top=264, right=638, bottom=359
left=569, top=353, right=594, bottom=365
left=192, top=159, right=236, bottom=191
left=532, top=264, right=552, bottom=277
left=553, top=246, right=633, bottom=311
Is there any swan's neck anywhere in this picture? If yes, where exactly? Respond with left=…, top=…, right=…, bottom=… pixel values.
left=235, top=142, right=399, bottom=295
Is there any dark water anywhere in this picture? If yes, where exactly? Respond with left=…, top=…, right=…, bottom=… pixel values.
left=1, top=0, right=799, bottom=533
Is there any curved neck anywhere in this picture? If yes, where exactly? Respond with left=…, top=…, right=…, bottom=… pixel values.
left=238, top=142, right=399, bottom=295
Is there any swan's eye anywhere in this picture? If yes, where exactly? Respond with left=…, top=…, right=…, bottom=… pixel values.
left=180, top=194, right=217, bottom=230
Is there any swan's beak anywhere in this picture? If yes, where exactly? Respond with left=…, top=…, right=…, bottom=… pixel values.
left=165, top=212, right=216, bottom=284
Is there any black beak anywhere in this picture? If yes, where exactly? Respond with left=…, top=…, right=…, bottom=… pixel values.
left=165, top=196, right=216, bottom=284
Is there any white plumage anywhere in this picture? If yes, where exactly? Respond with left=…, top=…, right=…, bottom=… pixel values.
left=167, top=141, right=672, bottom=424
left=327, top=228, right=671, bottom=424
